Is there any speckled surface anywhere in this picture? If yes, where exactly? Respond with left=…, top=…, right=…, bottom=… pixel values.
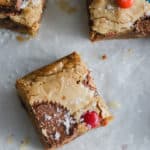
left=0, top=0, right=150, bottom=150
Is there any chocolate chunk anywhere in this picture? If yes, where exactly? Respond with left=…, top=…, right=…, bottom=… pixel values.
left=134, top=17, right=150, bottom=35
left=32, top=102, right=77, bottom=148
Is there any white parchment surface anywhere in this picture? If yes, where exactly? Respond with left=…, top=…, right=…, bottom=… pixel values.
left=0, top=0, right=150, bottom=150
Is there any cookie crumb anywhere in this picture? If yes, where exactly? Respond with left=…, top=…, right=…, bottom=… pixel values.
left=16, top=35, right=30, bottom=42
left=128, top=48, right=134, bottom=55
left=44, top=114, right=52, bottom=121
left=54, top=132, right=61, bottom=140
left=20, top=137, right=30, bottom=150
left=101, top=54, right=107, bottom=60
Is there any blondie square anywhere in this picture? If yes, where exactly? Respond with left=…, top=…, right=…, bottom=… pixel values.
left=16, top=52, right=113, bottom=150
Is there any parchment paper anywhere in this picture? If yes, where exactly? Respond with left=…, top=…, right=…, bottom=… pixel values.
left=0, top=0, right=150, bottom=150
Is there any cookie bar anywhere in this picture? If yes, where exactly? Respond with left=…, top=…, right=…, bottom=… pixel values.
left=88, top=0, right=150, bottom=41
left=0, top=0, right=45, bottom=35
left=16, top=52, right=113, bottom=150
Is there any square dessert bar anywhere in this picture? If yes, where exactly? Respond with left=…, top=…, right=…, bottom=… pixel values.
left=88, top=0, right=150, bottom=41
left=0, top=0, right=46, bottom=35
left=16, top=52, right=113, bottom=150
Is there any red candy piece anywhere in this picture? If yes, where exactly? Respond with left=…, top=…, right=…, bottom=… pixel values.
left=116, top=0, right=133, bottom=9
left=83, top=111, right=100, bottom=128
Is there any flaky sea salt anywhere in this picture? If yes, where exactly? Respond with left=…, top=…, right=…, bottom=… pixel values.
left=56, top=107, right=61, bottom=113
left=128, top=22, right=133, bottom=28
left=63, top=114, right=71, bottom=135
left=44, top=114, right=52, bottom=121
left=54, top=132, right=61, bottom=140
left=20, top=0, right=29, bottom=9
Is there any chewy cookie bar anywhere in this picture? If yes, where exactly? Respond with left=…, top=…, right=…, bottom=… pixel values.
left=0, top=0, right=46, bottom=35
left=16, top=52, right=113, bottom=150
left=88, top=0, right=150, bottom=41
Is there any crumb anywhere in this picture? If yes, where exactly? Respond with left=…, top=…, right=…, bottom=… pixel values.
left=127, top=48, right=134, bottom=55
left=7, top=134, right=14, bottom=144
left=121, top=144, right=128, bottom=150
left=57, top=0, right=77, bottom=14
left=108, top=101, right=121, bottom=109
left=16, top=35, right=30, bottom=42
left=54, top=132, right=61, bottom=140
left=101, top=54, right=107, bottom=60
left=20, top=137, right=30, bottom=150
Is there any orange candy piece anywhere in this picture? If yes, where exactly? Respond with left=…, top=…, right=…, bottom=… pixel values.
left=116, top=0, right=134, bottom=9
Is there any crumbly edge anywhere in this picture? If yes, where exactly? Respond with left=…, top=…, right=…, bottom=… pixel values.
left=87, top=0, right=150, bottom=41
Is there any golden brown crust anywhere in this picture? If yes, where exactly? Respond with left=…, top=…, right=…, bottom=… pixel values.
left=16, top=52, right=112, bottom=150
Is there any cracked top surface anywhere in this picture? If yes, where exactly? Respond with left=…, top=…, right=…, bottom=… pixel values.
left=89, top=0, right=150, bottom=34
